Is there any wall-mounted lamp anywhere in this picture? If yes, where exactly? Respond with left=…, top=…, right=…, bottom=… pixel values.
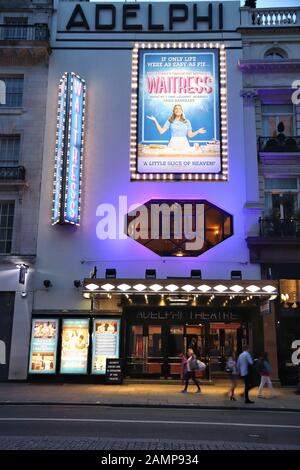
left=269, top=295, right=277, bottom=301
left=16, top=263, right=29, bottom=285
left=191, top=270, right=201, bottom=279
left=145, top=269, right=156, bottom=279
left=43, top=280, right=52, bottom=289
left=231, top=270, right=242, bottom=280
left=106, top=268, right=116, bottom=279
left=21, top=291, right=27, bottom=298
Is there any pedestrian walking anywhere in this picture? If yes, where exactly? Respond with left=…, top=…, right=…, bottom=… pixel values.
left=226, top=351, right=238, bottom=401
left=180, top=352, right=188, bottom=386
left=257, top=352, right=276, bottom=398
left=181, top=348, right=201, bottom=393
left=237, top=345, right=255, bottom=404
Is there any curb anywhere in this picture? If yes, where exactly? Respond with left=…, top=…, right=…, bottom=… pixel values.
left=0, top=401, right=299, bottom=412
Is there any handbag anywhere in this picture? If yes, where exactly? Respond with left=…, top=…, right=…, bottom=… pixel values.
left=196, top=360, right=206, bottom=371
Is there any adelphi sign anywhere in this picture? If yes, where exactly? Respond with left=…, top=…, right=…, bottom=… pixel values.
left=65, top=2, right=228, bottom=32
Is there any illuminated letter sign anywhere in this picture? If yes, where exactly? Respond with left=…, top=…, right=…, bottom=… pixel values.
left=52, top=72, right=86, bottom=225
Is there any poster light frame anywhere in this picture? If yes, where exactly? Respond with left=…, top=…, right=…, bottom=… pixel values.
left=91, top=318, right=121, bottom=375
left=28, top=318, right=59, bottom=375
left=129, top=42, right=228, bottom=182
left=60, top=318, right=90, bottom=374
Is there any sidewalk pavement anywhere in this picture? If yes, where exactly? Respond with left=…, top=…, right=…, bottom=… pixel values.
left=0, top=381, right=299, bottom=410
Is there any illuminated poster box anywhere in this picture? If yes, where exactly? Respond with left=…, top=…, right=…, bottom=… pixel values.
left=52, top=72, right=86, bottom=225
left=130, top=43, right=228, bottom=181
left=60, top=318, right=89, bottom=374
left=91, top=319, right=121, bottom=375
left=28, top=319, right=58, bottom=374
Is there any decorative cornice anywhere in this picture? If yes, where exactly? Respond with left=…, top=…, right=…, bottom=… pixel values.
left=240, top=89, right=258, bottom=104
left=238, top=59, right=300, bottom=73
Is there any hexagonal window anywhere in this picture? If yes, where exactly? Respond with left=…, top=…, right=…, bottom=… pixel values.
left=126, top=199, right=233, bottom=257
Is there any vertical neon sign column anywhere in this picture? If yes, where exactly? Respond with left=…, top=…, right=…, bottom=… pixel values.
left=52, top=74, right=68, bottom=225
left=52, top=72, right=86, bottom=225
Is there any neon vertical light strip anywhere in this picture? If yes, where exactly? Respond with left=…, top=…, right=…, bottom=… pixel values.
left=52, top=74, right=68, bottom=225
left=52, top=72, right=86, bottom=225
left=64, top=73, right=86, bottom=225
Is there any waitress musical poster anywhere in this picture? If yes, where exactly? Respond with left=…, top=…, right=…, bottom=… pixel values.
left=137, top=49, right=221, bottom=175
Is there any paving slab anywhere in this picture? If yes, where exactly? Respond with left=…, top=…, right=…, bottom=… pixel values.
left=0, top=382, right=299, bottom=411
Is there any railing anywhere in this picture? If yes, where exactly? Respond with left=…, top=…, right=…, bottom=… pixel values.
left=252, top=9, right=297, bottom=26
left=258, top=136, right=300, bottom=153
left=0, top=166, right=25, bottom=180
left=259, top=218, right=300, bottom=238
left=241, top=7, right=300, bottom=28
left=0, top=24, right=49, bottom=41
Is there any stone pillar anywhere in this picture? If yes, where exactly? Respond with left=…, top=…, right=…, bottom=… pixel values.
left=241, top=89, right=263, bottom=236
left=9, top=290, right=33, bottom=380
left=262, top=301, right=279, bottom=382
left=240, top=89, right=260, bottom=203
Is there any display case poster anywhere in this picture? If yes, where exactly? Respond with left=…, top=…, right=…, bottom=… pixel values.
left=137, top=49, right=221, bottom=174
left=28, top=319, right=58, bottom=374
left=92, top=319, right=120, bottom=375
left=60, top=318, right=89, bottom=374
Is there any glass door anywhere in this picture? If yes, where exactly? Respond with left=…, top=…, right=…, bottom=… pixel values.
left=167, top=325, right=185, bottom=376
left=127, top=324, right=145, bottom=375
left=186, top=325, right=206, bottom=379
left=166, top=324, right=206, bottom=378
left=126, top=324, right=163, bottom=376
left=209, top=325, right=223, bottom=373
left=209, top=323, right=240, bottom=374
left=147, top=325, right=163, bottom=375
left=186, top=325, right=205, bottom=359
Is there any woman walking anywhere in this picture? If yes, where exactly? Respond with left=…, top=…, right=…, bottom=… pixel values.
left=181, top=348, right=201, bottom=393
left=257, top=352, right=276, bottom=398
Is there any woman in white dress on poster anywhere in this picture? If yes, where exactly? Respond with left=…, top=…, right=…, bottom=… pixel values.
left=147, top=104, right=206, bottom=150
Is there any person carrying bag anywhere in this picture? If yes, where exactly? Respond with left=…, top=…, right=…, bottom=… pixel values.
left=181, top=348, right=206, bottom=393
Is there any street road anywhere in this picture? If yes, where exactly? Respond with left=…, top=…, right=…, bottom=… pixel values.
left=0, top=405, right=299, bottom=450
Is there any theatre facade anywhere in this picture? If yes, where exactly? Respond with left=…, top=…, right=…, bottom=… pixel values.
left=5, top=1, right=300, bottom=384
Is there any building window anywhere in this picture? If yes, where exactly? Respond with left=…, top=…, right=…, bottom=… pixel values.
left=0, top=77, right=24, bottom=108
left=0, top=202, right=14, bottom=254
left=264, top=48, right=287, bottom=60
left=3, top=17, right=28, bottom=40
left=262, top=104, right=295, bottom=136
left=0, top=135, right=20, bottom=166
left=264, top=178, right=299, bottom=219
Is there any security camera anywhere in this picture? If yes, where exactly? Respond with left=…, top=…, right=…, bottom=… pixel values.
left=74, top=280, right=82, bottom=288
left=43, top=280, right=52, bottom=288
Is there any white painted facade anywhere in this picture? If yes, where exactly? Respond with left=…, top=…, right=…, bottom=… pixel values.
left=3, top=1, right=300, bottom=380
